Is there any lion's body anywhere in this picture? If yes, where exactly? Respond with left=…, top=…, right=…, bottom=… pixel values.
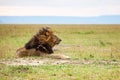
left=16, top=47, right=70, bottom=59
left=16, top=27, right=70, bottom=59
left=16, top=47, right=49, bottom=57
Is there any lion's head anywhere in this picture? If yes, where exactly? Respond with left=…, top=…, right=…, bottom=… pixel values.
left=36, top=27, right=61, bottom=47
left=25, top=27, right=61, bottom=53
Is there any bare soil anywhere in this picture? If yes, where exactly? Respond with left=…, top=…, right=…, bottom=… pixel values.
left=0, top=58, right=120, bottom=66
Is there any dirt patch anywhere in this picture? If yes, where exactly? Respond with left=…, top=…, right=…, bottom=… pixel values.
left=0, top=58, right=120, bottom=66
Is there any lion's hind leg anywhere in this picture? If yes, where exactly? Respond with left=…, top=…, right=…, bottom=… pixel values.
left=16, top=47, right=37, bottom=57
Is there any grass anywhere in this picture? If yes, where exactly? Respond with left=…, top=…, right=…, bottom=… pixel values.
left=0, top=24, right=120, bottom=80
left=0, top=64, right=120, bottom=80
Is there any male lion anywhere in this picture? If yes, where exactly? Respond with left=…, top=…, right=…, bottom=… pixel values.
left=16, top=27, right=70, bottom=59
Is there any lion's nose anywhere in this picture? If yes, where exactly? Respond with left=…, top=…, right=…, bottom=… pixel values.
left=59, top=39, right=62, bottom=42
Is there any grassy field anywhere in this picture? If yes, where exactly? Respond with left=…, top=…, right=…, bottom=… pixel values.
left=0, top=24, right=120, bottom=80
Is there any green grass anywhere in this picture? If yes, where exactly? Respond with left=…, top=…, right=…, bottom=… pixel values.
left=0, top=64, right=120, bottom=80
left=0, top=24, right=120, bottom=80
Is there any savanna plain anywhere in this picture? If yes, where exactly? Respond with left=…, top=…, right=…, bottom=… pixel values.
left=0, top=24, right=120, bottom=80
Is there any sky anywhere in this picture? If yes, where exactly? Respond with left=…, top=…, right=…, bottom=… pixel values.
left=0, top=0, right=120, bottom=17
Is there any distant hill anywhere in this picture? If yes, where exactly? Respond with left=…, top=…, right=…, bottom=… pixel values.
left=0, top=15, right=120, bottom=24
left=0, top=20, right=3, bottom=23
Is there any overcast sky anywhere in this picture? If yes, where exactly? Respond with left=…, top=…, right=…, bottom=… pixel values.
left=0, top=0, right=120, bottom=16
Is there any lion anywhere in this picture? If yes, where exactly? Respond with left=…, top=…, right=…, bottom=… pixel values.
left=16, top=27, right=70, bottom=59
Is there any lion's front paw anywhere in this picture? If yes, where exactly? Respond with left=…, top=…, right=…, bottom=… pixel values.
left=50, top=54, right=70, bottom=59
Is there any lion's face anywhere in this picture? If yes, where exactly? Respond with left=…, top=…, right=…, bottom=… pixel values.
left=47, top=34, right=62, bottom=47
left=36, top=27, right=61, bottom=47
